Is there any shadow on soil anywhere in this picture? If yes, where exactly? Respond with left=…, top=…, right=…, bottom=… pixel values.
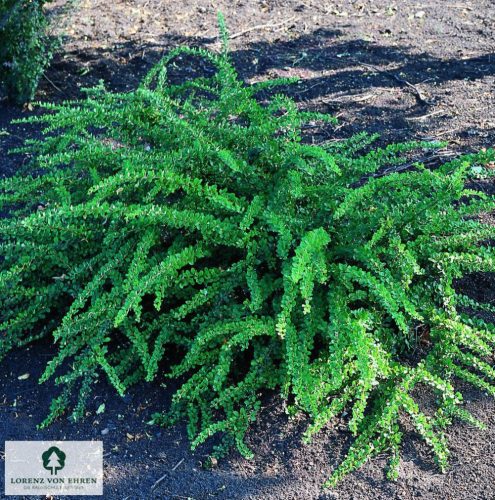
left=34, top=27, right=494, bottom=146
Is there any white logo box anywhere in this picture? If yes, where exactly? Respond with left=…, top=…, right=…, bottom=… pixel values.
left=5, top=441, right=103, bottom=496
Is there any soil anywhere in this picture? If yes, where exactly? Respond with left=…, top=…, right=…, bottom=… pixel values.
left=1, top=1, right=495, bottom=499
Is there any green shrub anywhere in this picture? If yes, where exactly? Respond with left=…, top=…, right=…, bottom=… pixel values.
left=2, top=20, right=495, bottom=485
left=0, top=0, right=54, bottom=104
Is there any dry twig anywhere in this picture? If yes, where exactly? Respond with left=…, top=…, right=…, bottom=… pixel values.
left=229, top=16, right=296, bottom=40
left=356, top=61, right=432, bottom=106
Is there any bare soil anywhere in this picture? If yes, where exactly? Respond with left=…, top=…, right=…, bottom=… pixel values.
left=1, top=1, right=495, bottom=499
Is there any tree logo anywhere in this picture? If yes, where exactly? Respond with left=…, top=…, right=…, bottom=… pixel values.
left=41, top=446, right=66, bottom=475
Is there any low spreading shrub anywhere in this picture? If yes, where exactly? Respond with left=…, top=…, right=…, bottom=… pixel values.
left=0, top=0, right=54, bottom=103
left=2, top=18, right=495, bottom=485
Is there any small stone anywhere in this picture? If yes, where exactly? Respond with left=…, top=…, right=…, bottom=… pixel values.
left=101, top=428, right=110, bottom=436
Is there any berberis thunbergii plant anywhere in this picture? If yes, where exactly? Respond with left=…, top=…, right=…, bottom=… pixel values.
left=2, top=16, right=495, bottom=485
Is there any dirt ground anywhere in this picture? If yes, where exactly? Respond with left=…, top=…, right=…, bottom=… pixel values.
left=1, top=1, right=495, bottom=499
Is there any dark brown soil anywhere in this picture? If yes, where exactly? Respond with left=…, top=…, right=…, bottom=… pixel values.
left=1, top=1, right=495, bottom=499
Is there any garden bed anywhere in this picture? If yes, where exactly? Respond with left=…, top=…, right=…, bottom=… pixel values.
left=1, top=1, right=494, bottom=498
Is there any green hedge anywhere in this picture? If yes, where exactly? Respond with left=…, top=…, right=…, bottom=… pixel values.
left=2, top=19, right=495, bottom=485
left=0, top=0, right=54, bottom=104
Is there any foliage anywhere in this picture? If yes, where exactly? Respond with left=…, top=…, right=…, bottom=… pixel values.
left=0, top=0, right=54, bottom=104
left=2, top=17, right=495, bottom=485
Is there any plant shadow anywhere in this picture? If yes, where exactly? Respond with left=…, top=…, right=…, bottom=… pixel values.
left=34, top=26, right=494, bottom=149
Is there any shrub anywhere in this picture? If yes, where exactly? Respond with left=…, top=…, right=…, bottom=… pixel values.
left=2, top=19, right=495, bottom=485
left=0, top=0, right=54, bottom=104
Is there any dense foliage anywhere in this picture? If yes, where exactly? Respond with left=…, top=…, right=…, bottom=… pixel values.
left=2, top=22, right=495, bottom=485
left=0, top=0, right=54, bottom=103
